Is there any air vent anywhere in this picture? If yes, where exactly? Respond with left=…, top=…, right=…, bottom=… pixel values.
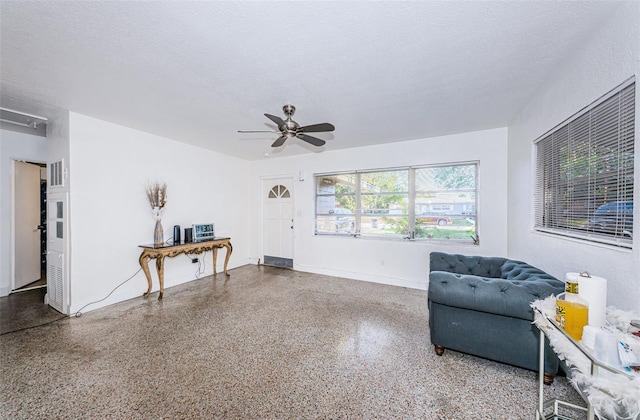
left=47, top=251, right=64, bottom=313
left=49, top=160, right=64, bottom=188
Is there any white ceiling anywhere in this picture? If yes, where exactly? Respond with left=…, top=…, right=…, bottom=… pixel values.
left=0, top=1, right=624, bottom=160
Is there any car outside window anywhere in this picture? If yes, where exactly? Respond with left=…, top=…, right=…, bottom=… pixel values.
left=588, top=201, right=633, bottom=238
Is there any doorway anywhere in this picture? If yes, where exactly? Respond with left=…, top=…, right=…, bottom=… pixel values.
left=262, top=177, right=294, bottom=268
left=12, top=160, right=47, bottom=292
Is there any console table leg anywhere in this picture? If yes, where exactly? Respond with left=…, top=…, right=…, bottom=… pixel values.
left=156, top=256, right=165, bottom=300
left=139, top=252, right=153, bottom=298
left=223, top=243, right=232, bottom=276
left=212, top=247, right=218, bottom=275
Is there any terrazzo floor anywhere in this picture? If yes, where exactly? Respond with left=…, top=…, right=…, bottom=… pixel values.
left=1, top=265, right=586, bottom=419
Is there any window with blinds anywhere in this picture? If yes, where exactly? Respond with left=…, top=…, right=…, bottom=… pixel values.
left=533, top=78, right=635, bottom=248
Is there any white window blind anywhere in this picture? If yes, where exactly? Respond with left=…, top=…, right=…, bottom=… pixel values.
left=534, top=79, right=635, bottom=248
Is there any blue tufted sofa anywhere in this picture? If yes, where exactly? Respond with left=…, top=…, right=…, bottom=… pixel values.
left=428, top=252, right=565, bottom=383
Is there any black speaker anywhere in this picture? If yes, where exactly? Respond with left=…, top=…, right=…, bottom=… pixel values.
left=173, top=225, right=181, bottom=245
left=184, top=228, right=193, bottom=243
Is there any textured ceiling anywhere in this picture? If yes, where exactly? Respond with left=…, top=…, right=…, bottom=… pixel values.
left=0, top=1, right=623, bottom=160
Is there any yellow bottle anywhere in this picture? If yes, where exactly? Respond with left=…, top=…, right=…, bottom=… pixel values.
left=556, top=274, right=589, bottom=341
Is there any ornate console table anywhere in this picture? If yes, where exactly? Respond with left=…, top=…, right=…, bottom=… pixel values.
left=138, top=237, right=232, bottom=300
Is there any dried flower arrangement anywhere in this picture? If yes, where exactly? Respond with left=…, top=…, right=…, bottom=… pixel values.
left=146, top=181, right=167, bottom=212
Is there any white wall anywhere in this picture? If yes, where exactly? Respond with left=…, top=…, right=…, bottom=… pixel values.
left=249, top=128, right=509, bottom=290
left=508, top=3, right=640, bottom=312
left=67, top=113, right=251, bottom=313
left=0, top=129, right=47, bottom=296
left=46, top=110, right=70, bottom=188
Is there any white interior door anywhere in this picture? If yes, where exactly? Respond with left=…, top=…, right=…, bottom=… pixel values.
left=13, top=161, right=42, bottom=289
left=263, top=178, right=294, bottom=268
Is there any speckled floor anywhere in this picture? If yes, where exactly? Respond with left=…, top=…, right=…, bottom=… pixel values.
left=1, top=265, right=586, bottom=419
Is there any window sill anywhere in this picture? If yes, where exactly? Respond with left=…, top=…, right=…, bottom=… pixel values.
left=532, top=229, right=633, bottom=252
left=313, top=233, right=478, bottom=246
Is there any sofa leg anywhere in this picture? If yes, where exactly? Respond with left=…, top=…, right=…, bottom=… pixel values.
left=543, top=373, right=555, bottom=385
left=434, top=345, right=445, bottom=356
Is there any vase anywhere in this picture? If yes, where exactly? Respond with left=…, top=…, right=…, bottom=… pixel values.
left=154, top=218, right=164, bottom=246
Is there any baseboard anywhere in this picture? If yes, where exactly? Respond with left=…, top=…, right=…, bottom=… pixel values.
left=291, top=263, right=427, bottom=290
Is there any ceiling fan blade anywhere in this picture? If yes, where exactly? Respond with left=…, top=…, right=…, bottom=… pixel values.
left=271, top=135, right=288, bottom=148
left=237, top=130, right=278, bottom=133
left=264, top=113, right=285, bottom=126
left=297, top=133, right=326, bottom=147
left=299, top=123, right=335, bottom=133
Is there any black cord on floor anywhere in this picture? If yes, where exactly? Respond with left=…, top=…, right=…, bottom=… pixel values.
left=0, top=315, right=69, bottom=336
left=0, top=267, right=143, bottom=336
left=73, top=267, right=142, bottom=317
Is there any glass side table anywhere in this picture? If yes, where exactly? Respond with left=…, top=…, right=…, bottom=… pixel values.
left=534, top=307, right=638, bottom=420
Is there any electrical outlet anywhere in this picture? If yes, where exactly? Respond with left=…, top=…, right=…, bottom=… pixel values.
left=192, top=258, right=199, bottom=264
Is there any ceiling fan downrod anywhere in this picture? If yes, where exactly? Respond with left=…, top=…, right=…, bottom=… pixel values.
left=282, top=105, right=298, bottom=135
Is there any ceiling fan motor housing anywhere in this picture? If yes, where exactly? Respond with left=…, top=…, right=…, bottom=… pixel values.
left=284, top=121, right=298, bottom=134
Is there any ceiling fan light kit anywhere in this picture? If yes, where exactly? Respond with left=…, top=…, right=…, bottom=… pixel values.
left=239, top=105, right=335, bottom=148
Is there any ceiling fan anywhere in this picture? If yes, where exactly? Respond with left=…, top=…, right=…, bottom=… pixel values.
left=238, top=105, right=335, bottom=148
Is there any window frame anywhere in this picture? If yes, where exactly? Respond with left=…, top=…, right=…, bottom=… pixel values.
left=532, top=78, right=635, bottom=249
left=314, top=161, right=479, bottom=244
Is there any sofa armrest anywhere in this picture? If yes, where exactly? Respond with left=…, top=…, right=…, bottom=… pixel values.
left=428, top=271, right=560, bottom=320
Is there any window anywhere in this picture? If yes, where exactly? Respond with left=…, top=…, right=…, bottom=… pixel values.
left=414, top=165, right=476, bottom=240
left=360, top=170, right=409, bottom=237
left=315, top=162, right=478, bottom=243
left=269, top=185, right=290, bottom=198
left=534, top=79, right=635, bottom=248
